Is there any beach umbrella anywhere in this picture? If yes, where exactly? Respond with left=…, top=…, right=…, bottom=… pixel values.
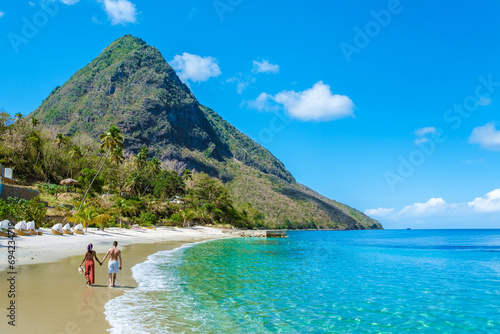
left=60, top=178, right=78, bottom=185
left=60, top=178, right=78, bottom=194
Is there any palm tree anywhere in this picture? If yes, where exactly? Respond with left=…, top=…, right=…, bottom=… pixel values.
left=94, top=213, right=112, bottom=231
left=100, top=125, right=124, bottom=152
left=120, top=199, right=139, bottom=219
left=123, top=172, right=143, bottom=197
left=69, top=145, right=82, bottom=160
left=27, top=132, right=43, bottom=164
left=110, top=147, right=125, bottom=166
left=78, top=125, right=124, bottom=212
left=31, top=118, right=40, bottom=127
left=54, top=133, right=69, bottom=149
left=75, top=206, right=99, bottom=233
left=113, top=198, right=126, bottom=228
left=139, top=157, right=162, bottom=196
left=14, top=113, right=23, bottom=122
left=68, top=145, right=83, bottom=178
left=148, top=157, right=162, bottom=175
left=180, top=209, right=196, bottom=228
left=134, top=146, right=148, bottom=171
left=182, top=168, right=193, bottom=181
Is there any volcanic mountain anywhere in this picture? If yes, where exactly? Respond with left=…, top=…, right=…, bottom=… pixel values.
left=31, top=35, right=382, bottom=230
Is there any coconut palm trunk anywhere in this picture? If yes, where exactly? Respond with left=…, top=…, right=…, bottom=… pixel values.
left=78, top=150, right=110, bottom=213
left=77, top=125, right=123, bottom=214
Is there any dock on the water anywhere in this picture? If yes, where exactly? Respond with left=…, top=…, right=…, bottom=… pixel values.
left=265, top=230, right=287, bottom=238
left=222, top=229, right=288, bottom=238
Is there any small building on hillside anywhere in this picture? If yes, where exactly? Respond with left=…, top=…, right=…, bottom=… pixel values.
left=0, top=165, right=40, bottom=201
left=170, top=196, right=183, bottom=204
left=2, top=166, right=13, bottom=179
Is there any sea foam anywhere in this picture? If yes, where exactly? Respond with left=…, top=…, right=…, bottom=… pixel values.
left=104, top=240, right=216, bottom=334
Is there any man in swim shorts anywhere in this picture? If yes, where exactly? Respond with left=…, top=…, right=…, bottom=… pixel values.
left=100, top=241, right=122, bottom=287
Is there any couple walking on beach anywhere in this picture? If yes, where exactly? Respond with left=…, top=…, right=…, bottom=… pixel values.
left=79, top=241, right=122, bottom=288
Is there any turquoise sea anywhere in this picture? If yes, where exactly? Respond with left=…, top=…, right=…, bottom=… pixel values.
left=105, top=230, right=500, bottom=333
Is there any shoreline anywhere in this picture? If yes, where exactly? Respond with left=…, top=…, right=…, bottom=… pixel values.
left=0, top=226, right=229, bottom=271
left=0, top=227, right=230, bottom=333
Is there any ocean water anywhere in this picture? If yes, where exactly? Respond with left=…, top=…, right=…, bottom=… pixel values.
left=104, top=230, right=500, bottom=333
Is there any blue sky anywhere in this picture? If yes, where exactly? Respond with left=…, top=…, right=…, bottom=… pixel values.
left=1, top=0, right=500, bottom=229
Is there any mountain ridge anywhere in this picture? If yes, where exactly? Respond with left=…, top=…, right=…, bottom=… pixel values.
left=30, top=34, right=382, bottom=230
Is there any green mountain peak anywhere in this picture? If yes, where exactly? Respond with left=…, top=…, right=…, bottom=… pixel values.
left=30, top=35, right=382, bottom=230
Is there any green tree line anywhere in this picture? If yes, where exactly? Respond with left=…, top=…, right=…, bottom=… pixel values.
left=0, top=112, right=264, bottom=229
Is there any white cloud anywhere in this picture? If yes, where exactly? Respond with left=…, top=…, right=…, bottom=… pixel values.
left=274, top=82, right=355, bottom=121
left=0, top=11, right=4, bottom=18
left=366, top=198, right=453, bottom=219
left=253, top=60, right=279, bottom=74
left=366, top=191, right=500, bottom=228
left=469, top=122, right=500, bottom=151
left=170, top=53, right=221, bottom=83
left=248, top=81, right=355, bottom=122
left=364, top=208, right=395, bottom=216
left=227, top=74, right=255, bottom=94
left=56, top=0, right=137, bottom=24
left=245, top=92, right=279, bottom=112
left=468, top=189, right=500, bottom=213
left=60, top=0, right=80, bottom=4
left=399, top=198, right=449, bottom=216
left=102, top=0, right=137, bottom=25
left=478, top=97, right=492, bottom=106
left=29, top=2, right=35, bottom=7
left=414, top=126, right=437, bottom=144
left=92, top=16, right=102, bottom=24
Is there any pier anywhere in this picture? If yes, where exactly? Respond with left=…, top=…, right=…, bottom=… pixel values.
left=222, top=229, right=288, bottom=238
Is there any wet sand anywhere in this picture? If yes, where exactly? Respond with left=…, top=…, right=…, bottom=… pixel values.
left=0, top=237, right=220, bottom=333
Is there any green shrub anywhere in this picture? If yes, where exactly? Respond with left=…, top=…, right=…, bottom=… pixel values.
left=137, top=211, right=157, bottom=226
left=169, top=213, right=182, bottom=225
left=6, top=197, right=46, bottom=228
left=37, top=183, right=63, bottom=195
left=0, top=200, right=9, bottom=220
left=78, top=168, right=104, bottom=194
left=152, top=170, right=185, bottom=200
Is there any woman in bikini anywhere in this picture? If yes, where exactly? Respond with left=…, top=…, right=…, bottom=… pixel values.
left=79, top=243, right=102, bottom=286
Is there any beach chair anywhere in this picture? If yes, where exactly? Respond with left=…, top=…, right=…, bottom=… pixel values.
left=0, top=231, right=17, bottom=237
left=62, top=223, right=74, bottom=235
left=14, top=221, right=31, bottom=236
left=0, top=220, right=17, bottom=237
left=73, top=223, right=84, bottom=235
left=27, top=221, right=37, bottom=235
left=52, top=223, right=64, bottom=236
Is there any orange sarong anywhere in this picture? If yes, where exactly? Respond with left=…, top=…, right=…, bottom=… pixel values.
left=85, top=259, right=95, bottom=284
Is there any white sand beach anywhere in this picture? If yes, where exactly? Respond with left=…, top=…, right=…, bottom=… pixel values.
left=0, top=226, right=227, bottom=271
left=0, top=226, right=230, bottom=333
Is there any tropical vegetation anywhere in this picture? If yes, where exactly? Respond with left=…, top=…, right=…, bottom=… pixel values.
left=0, top=35, right=382, bottom=230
